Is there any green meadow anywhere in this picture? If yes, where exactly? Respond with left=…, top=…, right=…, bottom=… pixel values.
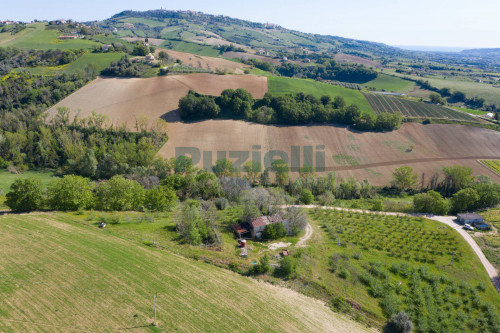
left=268, top=76, right=375, bottom=115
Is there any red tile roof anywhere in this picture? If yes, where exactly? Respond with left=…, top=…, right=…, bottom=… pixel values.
left=251, top=216, right=269, bottom=227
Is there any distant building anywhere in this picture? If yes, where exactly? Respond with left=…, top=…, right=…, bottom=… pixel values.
left=282, top=56, right=288, bottom=61
left=102, top=44, right=112, bottom=52
left=145, top=53, right=155, bottom=62
left=123, top=23, right=135, bottom=29
left=457, top=213, right=484, bottom=225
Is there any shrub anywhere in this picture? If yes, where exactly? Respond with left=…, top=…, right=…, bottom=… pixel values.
left=262, top=223, right=287, bottom=240
left=5, top=177, right=44, bottom=211
left=253, top=254, right=271, bottom=274
left=214, top=197, right=229, bottom=210
left=95, top=176, right=145, bottom=211
left=0, top=156, right=8, bottom=169
left=371, top=199, right=384, bottom=211
left=338, top=268, right=350, bottom=279
left=279, top=256, right=296, bottom=278
left=413, top=190, right=448, bottom=215
left=299, top=189, right=314, bottom=204
left=47, top=175, right=95, bottom=211
left=386, top=312, right=413, bottom=333
left=144, top=185, right=177, bottom=212
left=331, top=296, right=351, bottom=313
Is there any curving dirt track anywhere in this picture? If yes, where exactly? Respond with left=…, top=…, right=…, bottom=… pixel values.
left=47, top=74, right=268, bottom=128
left=159, top=120, right=500, bottom=185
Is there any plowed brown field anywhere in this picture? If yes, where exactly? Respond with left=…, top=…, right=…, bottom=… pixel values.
left=155, top=49, right=249, bottom=74
left=48, top=73, right=500, bottom=185
left=159, top=121, right=500, bottom=185
left=47, top=73, right=268, bottom=128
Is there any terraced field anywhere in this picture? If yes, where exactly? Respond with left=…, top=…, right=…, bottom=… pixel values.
left=363, top=92, right=478, bottom=122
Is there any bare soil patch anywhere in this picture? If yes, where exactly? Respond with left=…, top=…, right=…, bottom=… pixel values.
left=47, top=74, right=268, bottom=129
left=156, top=49, right=249, bottom=74
left=334, top=53, right=382, bottom=68
left=159, top=121, right=500, bottom=185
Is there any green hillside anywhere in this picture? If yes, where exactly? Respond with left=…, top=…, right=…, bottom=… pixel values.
left=0, top=23, right=99, bottom=50
left=0, top=212, right=372, bottom=333
left=364, top=73, right=414, bottom=92
left=268, top=76, right=375, bottom=115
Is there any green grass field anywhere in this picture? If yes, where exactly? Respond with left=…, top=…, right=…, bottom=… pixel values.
left=305, top=209, right=500, bottom=331
left=364, top=73, right=414, bottom=92
left=423, top=76, right=500, bottom=107
left=64, top=52, right=125, bottom=74
left=0, top=169, right=56, bottom=195
left=11, top=52, right=125, bottom=76
left=480, top=160, right=500, bottom=175
left=474, top=209, right=500, bottom=273
left=0, top=169, right=56, bottom=209
left=363, top=92, right=479, bottom=122
left=0, top=23, right=99, bottom=50
left=268, top=76, right=375, bottom=115
left=160, top=40, right=220, bottom=57
left=0, top=212, right=370, bottom=332
left=119, top=17, right=166, bottom=28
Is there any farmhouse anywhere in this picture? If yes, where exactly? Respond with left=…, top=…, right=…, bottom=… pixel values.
left=59, top=35, right=77, bottom=40
left=145, top=53, right=155, bottom=62
left=457, top=213, right=484, bottom=225
left=233, top=213, right=291, bottom=239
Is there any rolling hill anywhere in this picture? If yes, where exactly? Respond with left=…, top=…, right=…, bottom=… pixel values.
left=0, top=212, right=375, bottom=332
left=47, top=73, right=268, bottom=128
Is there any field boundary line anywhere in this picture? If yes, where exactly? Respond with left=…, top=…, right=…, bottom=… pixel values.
left=477, top=159, right=500, bottom=176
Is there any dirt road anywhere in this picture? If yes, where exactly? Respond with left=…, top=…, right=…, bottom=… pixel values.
left=296, top=223, right=313, bottom=247
left=427, top=215, right=500, bottom=291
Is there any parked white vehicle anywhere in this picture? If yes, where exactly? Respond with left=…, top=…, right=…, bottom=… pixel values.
left=463, top=224, right=474, bottom=231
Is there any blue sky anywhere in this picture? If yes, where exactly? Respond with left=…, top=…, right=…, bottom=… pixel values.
left=3, top=0, right=500, bottom=48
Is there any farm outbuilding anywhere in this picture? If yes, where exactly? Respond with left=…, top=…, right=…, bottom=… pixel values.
left=233, top=213, right=291, bottom=239
left=457, top=213, right=484, bottom=225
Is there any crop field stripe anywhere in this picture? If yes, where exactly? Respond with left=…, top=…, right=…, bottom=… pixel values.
left=377, top=95, right=396, bottom=113
left=480, top=160, right=500, bottom=176
left=363, top=93, right=382, bottom=115
left=382, top=95, right=399, bottom=113
left=394, top=98, right=415, bottom=117
left=385, top=96, right=407, bottom=116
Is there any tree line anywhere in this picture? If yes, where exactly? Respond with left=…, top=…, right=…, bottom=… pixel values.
left=244, top=58, right=377, bottom=83
left=391, top=165, right=500, bottom=215
left=179, top=88, right=402, bottom=131
left=0, top=48, right=86, bottom=75
left=0, top=61, right=167, bottom=176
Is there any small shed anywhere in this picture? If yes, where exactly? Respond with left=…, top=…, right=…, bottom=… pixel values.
left=457, top=213, right=484, bottom=225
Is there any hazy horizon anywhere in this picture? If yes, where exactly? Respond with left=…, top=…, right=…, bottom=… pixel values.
left=3, top=0, right=500, bottom=49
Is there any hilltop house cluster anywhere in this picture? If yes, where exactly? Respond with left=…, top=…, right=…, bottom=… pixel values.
left=233, top=212, right=291, bottom=239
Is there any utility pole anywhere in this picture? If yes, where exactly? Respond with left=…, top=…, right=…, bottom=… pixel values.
left=153, top=294, right=157, bottom=327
